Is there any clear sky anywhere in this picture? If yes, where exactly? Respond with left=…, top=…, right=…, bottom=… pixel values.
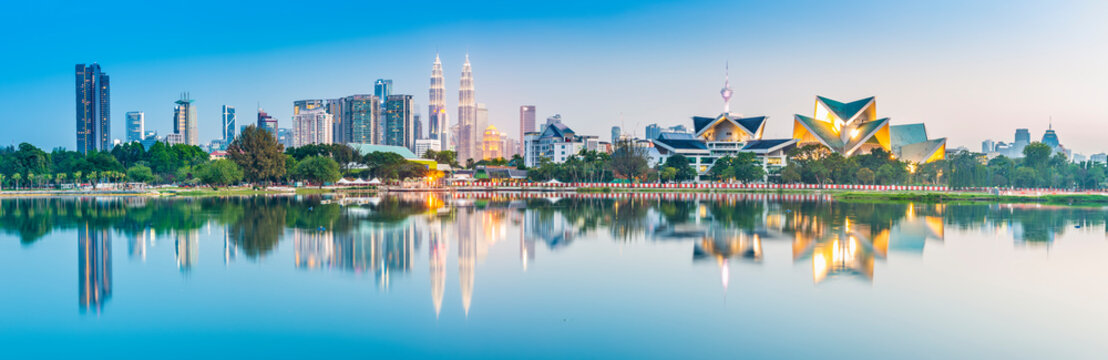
left=3, top=0, right=1107, bottom=154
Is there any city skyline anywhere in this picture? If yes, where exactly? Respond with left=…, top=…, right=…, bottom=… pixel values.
left=6, top=1, right=1108, bottom=155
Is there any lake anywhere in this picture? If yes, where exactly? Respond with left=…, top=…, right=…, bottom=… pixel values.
left=1, top=193, right=1106, bottom=359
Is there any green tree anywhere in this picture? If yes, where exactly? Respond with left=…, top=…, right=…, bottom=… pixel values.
left=661, top=155, right=697, bottom=182
left=1022, top=143, right=1052, bottom=169
left=731, top=152, right=765, bottom=183
left=856, top=168, right=875, bottom=185
left=294, top=156, right=341, bottom=187
left=127, top=165, right=155, bottom=183
left=228, top=125, right=286, bottom=184
left=197, top=159, right=244, bottom=188
left=608, top=140, right=650, bottom=181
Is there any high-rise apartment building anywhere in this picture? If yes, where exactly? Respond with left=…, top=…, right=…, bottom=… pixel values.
left=126, top=111, right=144, bottom=143
left=75, top=63, right=111, bottom=153
left=519, top=105, right=535, bottom=154
left=292, top=106, right=333, bottom=148
left=429, top=55, right=446, bottom=141
left=326, top=98, right=345, bottom=143
left=457, top=55, right=477, bottom=161
left=222, top=105, right=236, bottom=144
left=384, top=94, right=414, bottom=150
left=173, top=93, right=198, bottom=146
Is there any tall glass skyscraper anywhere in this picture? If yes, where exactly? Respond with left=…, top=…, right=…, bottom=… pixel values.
left=222, top=105, right=236, bottom=144
left=385, top=94, right=414, bottom=149
left=343, top=95, right=378, bottom=144
left=126, top=111, right=144, bottom=143
left=75, top=63, right=111, bottom=153
left=429, top=55, right=446, bottom=141
left=457, top=55, right=476, bottom=161
left=375, top=79, right=392, bottom=105
left=257, top=108, right=278, bottom=136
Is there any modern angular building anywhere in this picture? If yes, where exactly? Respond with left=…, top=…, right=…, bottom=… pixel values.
left=76, top=63, right=111, bottom=153
left=889, top=124, right=947, bottom=164
left=173, top=93, right=198, bottom=146
left=792, top=96, right=890, bottom=157
left=125, top=111, right=144, bottom=143
left=793, top=96, right=945, bottom=164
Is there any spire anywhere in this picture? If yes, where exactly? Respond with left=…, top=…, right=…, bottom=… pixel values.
left=720, top=61, right=733, bottom=114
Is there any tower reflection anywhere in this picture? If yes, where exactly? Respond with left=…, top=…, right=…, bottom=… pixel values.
left=78, top=223, right=112, bottom=313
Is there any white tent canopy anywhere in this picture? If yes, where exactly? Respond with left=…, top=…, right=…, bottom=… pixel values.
left=545, top=179, right=563, bottom=184
left=351, top=178, right=369, bottom=185
left=367, top=178, right=382, bottom=185
left=337, top=178, right=354, bottom=185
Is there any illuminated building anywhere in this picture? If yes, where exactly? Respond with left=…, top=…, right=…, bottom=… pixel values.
left=793, top=96, right=946, bottom=164
left=75, top=63, right=111, bottom=153
left=457, top=55, right=477, bottom=162
left=793, top=96, right=889, bottom=157
left=429, top=55, right=446, bottom=141
left=78, top=223, right=112, bottom=313
left=481, top=125, right=503, bottom=160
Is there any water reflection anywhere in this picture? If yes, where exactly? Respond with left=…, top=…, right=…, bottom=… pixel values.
left=1, top=194, right=1106, bottom=316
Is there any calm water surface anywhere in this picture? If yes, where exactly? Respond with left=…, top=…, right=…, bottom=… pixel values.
left=1, top=193, right=1107, bottom=359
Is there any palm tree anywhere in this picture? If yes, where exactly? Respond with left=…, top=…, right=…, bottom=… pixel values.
left=42, top=174, right=53, bottom=189
left=88, top=171, right=98, bottom=186
left=0, top=173, right=5, bottom=191
left=73, top=171, right=83, bottom=186
left=12, top=173, right=22, bottom=190
left=27, top=173, right=34, bottom=189
left=55, top=173, right=67, bottom=187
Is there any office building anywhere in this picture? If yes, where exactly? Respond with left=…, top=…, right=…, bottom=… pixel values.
left=520, top=106, right=536, bottom=154
left=126, top=111, right=144, bottom=143
left=173, top=93, right=198, bottom=146
left=1042, top=123, right=1060, bottom=149
left=611, top=126, right=621, bottom=143
left=982, top=139, right=995, bottom=153
left=75, top=63, right=111, bottom=153
left=414, top=112, right=423, bottom=140
left=326, top=98, right=345, bottom=143
left=292, top=106, right=333, bottom=148
left=374, top=79, right=392, bottom=105
left=429, top=55, right=446, bottom=141
left=457, top=54, right=477, bottom=161
left=221, top=105, right=236, bottom=144
left=257, top=108, right=278, bottom=135
left=384, top=95, right=414, bottom=150
left=414, top=139, right=441, bottom=158
left=340, top=95, right=378, bottom=144
left=645, top=124, right=661, bottom=141
left=277, top=128, right=294, bottom=148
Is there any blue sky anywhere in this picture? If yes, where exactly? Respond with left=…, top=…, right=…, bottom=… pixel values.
left=3, top=0, right=1107, bottom=154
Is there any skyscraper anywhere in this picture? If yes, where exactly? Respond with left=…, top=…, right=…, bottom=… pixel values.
left=173, top=93, right=198, bottom=146
left=611, top=126, right=621, bottom=143
left=342, top=95, right=378, bottom=144
left=385, top=94, right=414, bottom=149
left=475, top=103, right=488, bottom=161
left=126, top=111, right=144, bottom=143
left=414, top=112, right=423, bottom=140
left=221, top=105, right=236, bottom=144
left=1014, top=128, right=1031, bottom=155
left=519, top=105, right=535, bottom=154
left=429, top=55, right=446, bottom=141
left=293, top=105, right=333, bottom=148
left=375, top=79, right=392, bottom=105
left=75, top=63, right=111, bottom=153
left=645, top=124, right=661, bottom=140
left=257, top=108, right=278, bottom=136
left=326, top=98, right=345, bottom=143
left=1042, top=123, right=1060, bottom=149
left=458, top=55, right=477, bottom=161
left=482, top=125, right=503, bottom=160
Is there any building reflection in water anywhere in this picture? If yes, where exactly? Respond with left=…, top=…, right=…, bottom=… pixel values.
left=693, top=231, right=762, bottom=292
left=175, top=230, right=199, bottom=273
left=128, top=228, right=152, bottom=262
left=78, top=223, right=112, bottom=313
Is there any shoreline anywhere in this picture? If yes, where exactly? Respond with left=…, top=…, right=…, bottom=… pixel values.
left=2, top=186, right=1105, bottom=206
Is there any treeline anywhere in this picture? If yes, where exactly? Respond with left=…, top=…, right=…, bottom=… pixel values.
left=525, top=143, right=765, bottom=183
left=0, top=126, right=438, bottom=189
left=778, top=142, right=1106, bottom=189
